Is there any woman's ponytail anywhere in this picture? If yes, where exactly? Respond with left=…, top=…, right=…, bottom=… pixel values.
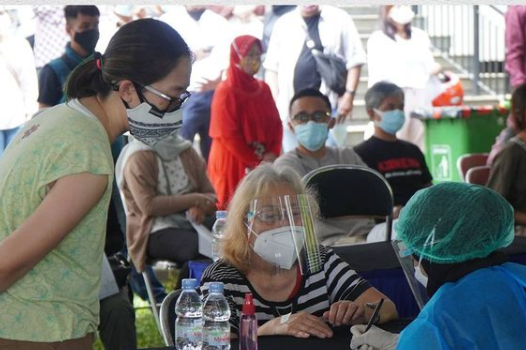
left=65, top=52, right=112, bottom=100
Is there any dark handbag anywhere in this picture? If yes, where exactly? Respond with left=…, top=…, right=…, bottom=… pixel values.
left=311, top=49, right=348, bottom=96
left=108, top=253, right=131, bottom=289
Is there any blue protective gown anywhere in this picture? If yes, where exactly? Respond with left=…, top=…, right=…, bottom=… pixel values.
left=397, top=263, right=526, bottom=350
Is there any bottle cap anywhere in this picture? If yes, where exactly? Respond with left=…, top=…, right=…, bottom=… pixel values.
left=216, top=210, right=227, bottom=219
left=182, top=278, right=197, bottom=290
left=209, top=282, right=224, bottom=294
left=242, top=293, right=255, bottom=315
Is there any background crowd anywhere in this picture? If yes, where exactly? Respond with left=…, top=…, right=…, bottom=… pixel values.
left=0, top=4, right=525, bottom=350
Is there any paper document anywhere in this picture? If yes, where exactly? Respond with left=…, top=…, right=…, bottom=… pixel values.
left=98, top=254, right=119, bottom=300
left=190, top=221, right=214, bottom=259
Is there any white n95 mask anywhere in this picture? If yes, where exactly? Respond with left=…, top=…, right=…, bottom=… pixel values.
left=253, top=226, right=305, bottom=270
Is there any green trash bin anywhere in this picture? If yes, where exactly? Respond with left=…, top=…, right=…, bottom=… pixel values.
left=414, top=105, right=508, bottom=183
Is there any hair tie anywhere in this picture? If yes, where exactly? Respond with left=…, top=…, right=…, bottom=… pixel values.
left=93, top=51, right=103, bottom=71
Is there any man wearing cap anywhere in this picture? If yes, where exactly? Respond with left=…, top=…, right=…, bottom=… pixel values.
left=350, top=182, right=526, bottom=350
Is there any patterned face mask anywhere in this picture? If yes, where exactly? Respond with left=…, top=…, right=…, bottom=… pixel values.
left=125, top=102, right=183, bottom=147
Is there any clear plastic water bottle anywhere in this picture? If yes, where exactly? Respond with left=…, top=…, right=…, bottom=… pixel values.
left=175, top=279, right=203, bottom=350
left=202, top=282, right=231, bottom=350
left=211, top=211, right=227, bottom=262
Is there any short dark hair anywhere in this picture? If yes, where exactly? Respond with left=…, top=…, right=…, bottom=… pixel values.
left=365, top=81, right=404, bottom=112
left=512, top=83, right=526, bottom=131
left=66, top=18, right=191, bottom=100
left=64, top=6, right=100, bottom=22
left=289, top=88, right=332, bottom=112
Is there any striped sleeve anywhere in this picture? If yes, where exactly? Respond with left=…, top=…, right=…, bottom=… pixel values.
left=322, top=246, right=371, bottom=303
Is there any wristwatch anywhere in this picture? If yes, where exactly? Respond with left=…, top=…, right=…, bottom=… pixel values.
left=345, top=89, right=355, bottom=96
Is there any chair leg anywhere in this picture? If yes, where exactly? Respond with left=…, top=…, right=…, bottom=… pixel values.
left=142, top=271, right=162, bottom=334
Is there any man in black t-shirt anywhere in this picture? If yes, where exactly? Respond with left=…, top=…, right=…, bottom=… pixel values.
left=354, top=82, right=432, bottom=217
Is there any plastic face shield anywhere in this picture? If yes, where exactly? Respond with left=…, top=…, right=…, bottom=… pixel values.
left=247, top=194, right=322, bottom=275
left=391, top=240, right=430, bottom=310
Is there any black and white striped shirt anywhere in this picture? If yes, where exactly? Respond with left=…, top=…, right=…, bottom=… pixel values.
left=200, top=245, right=371, bottom=334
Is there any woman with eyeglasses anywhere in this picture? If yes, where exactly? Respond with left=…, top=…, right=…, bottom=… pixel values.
left=0, top=19, right=192, bottom=349
left=208, top=35, right=283, bottom=210
left=115, top=69, right=217, bottom=275
left=200, top=163, right=398, bottom=338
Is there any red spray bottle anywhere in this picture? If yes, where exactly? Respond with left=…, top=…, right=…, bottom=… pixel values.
left=239, top=293, right=258, bottom=350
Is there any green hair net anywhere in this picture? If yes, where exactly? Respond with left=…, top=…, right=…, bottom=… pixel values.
left=395, top=182, right=515, bottom=264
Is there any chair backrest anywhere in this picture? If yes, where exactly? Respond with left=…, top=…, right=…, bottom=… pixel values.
left=457, top=153, right=489, bottom=181
left=465, top=165, right=491, bottom=186
left=303, top=165, right=394, bottom=240
left=160, top=289, right=182, bottom=346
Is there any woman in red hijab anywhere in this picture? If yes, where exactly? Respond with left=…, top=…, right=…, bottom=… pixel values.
left=208, top=35, right=282, bottom=210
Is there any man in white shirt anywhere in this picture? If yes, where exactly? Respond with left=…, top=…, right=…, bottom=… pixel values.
left=161, top=5, right=232, bottom=162
left=264, top=5, right=366, bottom=151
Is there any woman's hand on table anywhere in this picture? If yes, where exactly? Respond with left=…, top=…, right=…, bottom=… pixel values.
left=323, top=301, right=367, bottom=326
left=258, top=311, right=334, bottom=339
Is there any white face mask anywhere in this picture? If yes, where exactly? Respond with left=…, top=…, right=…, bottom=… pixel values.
left=414, top=261, right=428, bottom=287
left=252, top=226, right=305, bottom=270
left=126, top=103, right=183, bottom=148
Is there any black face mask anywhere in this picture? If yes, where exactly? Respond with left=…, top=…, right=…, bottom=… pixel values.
left=74, top=29, right=100, bottom=54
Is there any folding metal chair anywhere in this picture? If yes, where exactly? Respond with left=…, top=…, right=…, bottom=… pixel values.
left=142, top=259, right=180, bottom=334
left=160, top=289, right=183, bottom=346
left=303, top=165, right=394, bottom=241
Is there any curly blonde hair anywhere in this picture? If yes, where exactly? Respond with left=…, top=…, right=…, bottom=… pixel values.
left=221, top=163, right=318, bottom=273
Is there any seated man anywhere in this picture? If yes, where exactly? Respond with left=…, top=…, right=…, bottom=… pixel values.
left=274, top=88, right=373, bottom=245
left=354, top=81, right=432, bottom=219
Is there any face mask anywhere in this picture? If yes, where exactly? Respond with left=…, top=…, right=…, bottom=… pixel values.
left=74, top=29, right=100, bottom=54
left=252, top=226, right=305, bottom=270
left=126, top=103, right=183, bottom=148
left=294, top=121, right=328, bottom=151
left=414, top=261, right=428, bottom=287
left=240, top=58, right=261, bottom=75
left=373, top=109, right=405, bottom=135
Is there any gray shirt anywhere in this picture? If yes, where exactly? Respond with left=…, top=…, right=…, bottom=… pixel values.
left=274, top=146, right=367, bottom=179
left=275, top=147, right=374, bottom=246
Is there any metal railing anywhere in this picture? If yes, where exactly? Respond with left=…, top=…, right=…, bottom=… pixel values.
left=413, top=5, right=509, bottom=97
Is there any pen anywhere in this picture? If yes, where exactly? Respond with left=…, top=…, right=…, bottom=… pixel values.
left=364, top=298, right=384, bottom=332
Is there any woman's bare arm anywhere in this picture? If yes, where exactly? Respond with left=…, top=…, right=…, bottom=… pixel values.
left=0, top=172, right=108, bottom=292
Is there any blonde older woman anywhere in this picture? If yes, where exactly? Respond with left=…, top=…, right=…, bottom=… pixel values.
left=200, top=163, right=398, bottom=338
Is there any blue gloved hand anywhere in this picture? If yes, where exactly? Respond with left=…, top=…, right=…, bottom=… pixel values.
left=350, top=325, right=399, bottom=350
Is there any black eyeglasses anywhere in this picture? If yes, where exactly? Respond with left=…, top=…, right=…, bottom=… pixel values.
left=136, top=83, right=191, bottom=114
left=291, top=111, right=331, bottom=124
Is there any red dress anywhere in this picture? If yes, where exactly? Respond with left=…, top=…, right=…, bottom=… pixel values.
left=208, top=35, right=282, bottom=209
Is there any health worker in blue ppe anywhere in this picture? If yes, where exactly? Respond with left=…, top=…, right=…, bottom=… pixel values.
left=350, top=182, right=526, bottom=350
